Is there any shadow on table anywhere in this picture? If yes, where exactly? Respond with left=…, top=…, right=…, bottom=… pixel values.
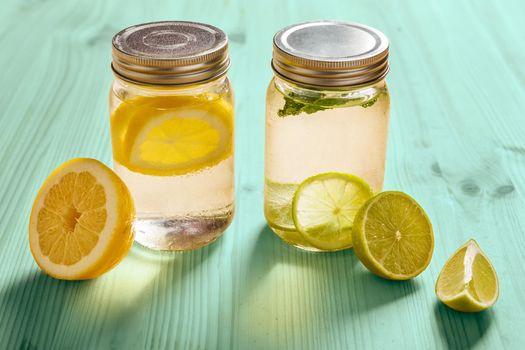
left=433, top=301, right=493, bottom=349
left=0, top=241, right=219, bottom=348
left=244, top=225, right=421, bottom=316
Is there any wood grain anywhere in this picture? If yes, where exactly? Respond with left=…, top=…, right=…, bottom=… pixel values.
left=1, top=0, right=524, bottom=349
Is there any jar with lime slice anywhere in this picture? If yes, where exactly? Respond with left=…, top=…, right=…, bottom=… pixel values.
left=110, top=21, right=234, bottom=251
left=264, top=21, right=390, bottom=251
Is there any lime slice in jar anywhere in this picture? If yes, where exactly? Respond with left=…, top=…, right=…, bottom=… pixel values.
left=291, top=172, right=373, bottom=250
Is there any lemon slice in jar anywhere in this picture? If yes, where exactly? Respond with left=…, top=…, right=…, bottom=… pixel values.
left=112, top=95, right=233, bottom=176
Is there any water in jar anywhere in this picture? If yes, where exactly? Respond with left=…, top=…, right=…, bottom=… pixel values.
left=110, top=87, right=234, bottom=251
left=264, top=78, right=390, bottom=251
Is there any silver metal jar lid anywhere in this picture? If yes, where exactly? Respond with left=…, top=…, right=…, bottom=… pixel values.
left=112, top=21, right=229, bottom=85
left=272, top=20, right=389, bottom=88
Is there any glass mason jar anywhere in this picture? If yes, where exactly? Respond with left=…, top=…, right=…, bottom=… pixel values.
left=110, top=22, right=234, bottom=251
left=264, top=21, right=390, bottom=252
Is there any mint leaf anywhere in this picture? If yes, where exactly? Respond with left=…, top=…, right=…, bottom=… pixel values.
left=277, top=97, right=312, bottom=117
left=277, top=93, right=332, bottom=117
left=277, top=89, right=385, bottom=117
left=360, top=95, right=379, bottom=108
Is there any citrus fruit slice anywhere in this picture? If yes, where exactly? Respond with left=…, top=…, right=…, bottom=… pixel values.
left=291, top=173, right=373, bottom=251
left=264, top=179, right=298, bottom=231
left=29, top=158, right=135, bottom=280
left=111, top=95, right=233, bottom=176
left=352, top=191, right=434, bottom=280
left=435, top=239, right=499, bottom=312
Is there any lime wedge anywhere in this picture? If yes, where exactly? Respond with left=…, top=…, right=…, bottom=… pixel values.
left=264, top=179, right=298, bottom=231
left=352, top=191, right=434, bottom=280
left=435, top=239, right=499, bottom=312
left=291, top=173, right=373, bottom=250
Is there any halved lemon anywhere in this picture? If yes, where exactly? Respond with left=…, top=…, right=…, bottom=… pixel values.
left=291, top=173, right=373, bottom=251
left=352, top=191, right=434, bottom=280
left=29, top=158, right=135, bottom=280
left=435, top=239, right=499, bottom=312
left=110, top=95, right=233, bottom=176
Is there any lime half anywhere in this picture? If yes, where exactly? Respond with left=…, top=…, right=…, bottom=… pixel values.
left=435, top=239, right=499, bottom=312
left=291, top=173, right=373, bottom=250
left=352, top=191, right=434, bottom=280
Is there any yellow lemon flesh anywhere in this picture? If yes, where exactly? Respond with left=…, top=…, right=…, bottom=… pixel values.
left=352, top=191, right=434, bottom=280
left=435, top=239, right=499, bottom=312
left=29, top=158, right=135, bottom=280
left=110, top=94, right=233, bottom=176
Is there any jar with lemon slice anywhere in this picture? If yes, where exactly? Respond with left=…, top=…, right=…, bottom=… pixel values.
left=264, top=21, right=390, bottom=251
left=110, top=21, right=234, bottom=251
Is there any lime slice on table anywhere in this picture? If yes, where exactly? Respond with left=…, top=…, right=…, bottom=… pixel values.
left=291, top=173, right=373, bottom=251
left=352, top=191, right=434, bottom=280
left=435, top=239, right=499, bottom=312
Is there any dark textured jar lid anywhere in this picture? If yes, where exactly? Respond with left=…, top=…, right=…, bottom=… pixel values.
left=112, top=21, right=229, bottom=85
left=272, top=20, right=389, bottom=88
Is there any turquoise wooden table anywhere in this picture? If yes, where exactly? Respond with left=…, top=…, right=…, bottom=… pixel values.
left=1, top=0, right=525, bottom=349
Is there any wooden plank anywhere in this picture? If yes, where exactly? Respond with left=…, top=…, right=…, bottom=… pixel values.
left=0, top=0, right=524, bottom=348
